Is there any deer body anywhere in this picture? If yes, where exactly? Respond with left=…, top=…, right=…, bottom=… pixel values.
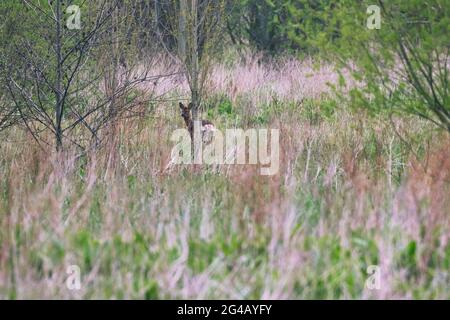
left=179, top=102, right=215, bottom=143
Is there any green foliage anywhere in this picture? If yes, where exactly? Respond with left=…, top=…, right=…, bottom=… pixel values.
left=206, top=94, right=238, bottom=123
left=309, top=0, right=450, bottom=131
left=294, top=97, right=338, bottom=126
left=217, top=99, right=233, bottom=116
left=188, top=239, right=218, bottom=273
left=251, top=98, right=285, bottom=125
left=226, top=0, right=335, bottom=54
left=399, top=240, right=418, bottom=278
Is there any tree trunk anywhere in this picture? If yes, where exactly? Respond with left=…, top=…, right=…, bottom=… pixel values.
left=190, top=0, right=200, bottom=121
left=55, top=0, right=63, bottom=151
left=178, top=0, right=187, bottom=61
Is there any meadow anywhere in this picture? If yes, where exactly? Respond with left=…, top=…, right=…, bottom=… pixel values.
left=0, top=54, right=448, bottom=299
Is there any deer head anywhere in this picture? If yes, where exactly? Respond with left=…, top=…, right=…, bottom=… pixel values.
left=179, top=102, right=193, bottom=127
left=179, top=102, right=215, bottom=143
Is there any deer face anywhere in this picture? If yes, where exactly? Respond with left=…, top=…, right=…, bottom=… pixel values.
left=179, top=102, right=192, bottom=123
left=179, top=101, right=216, bottom=143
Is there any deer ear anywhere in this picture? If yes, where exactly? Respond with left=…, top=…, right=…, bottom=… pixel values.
left=188, top=103, right=193, bottom=110
left=179, top=102, right=185, bottom=110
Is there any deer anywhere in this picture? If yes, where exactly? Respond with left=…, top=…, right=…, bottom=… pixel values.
left=162, top=102, right=216, bottom=173
left=179, top=102, right=215, bottom=144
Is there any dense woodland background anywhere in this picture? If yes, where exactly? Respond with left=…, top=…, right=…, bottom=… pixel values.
left=0, top=0, right=449, bottom=299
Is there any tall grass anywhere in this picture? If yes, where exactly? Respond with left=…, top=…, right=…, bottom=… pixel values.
left=0, top=55, right=448, bottom=299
